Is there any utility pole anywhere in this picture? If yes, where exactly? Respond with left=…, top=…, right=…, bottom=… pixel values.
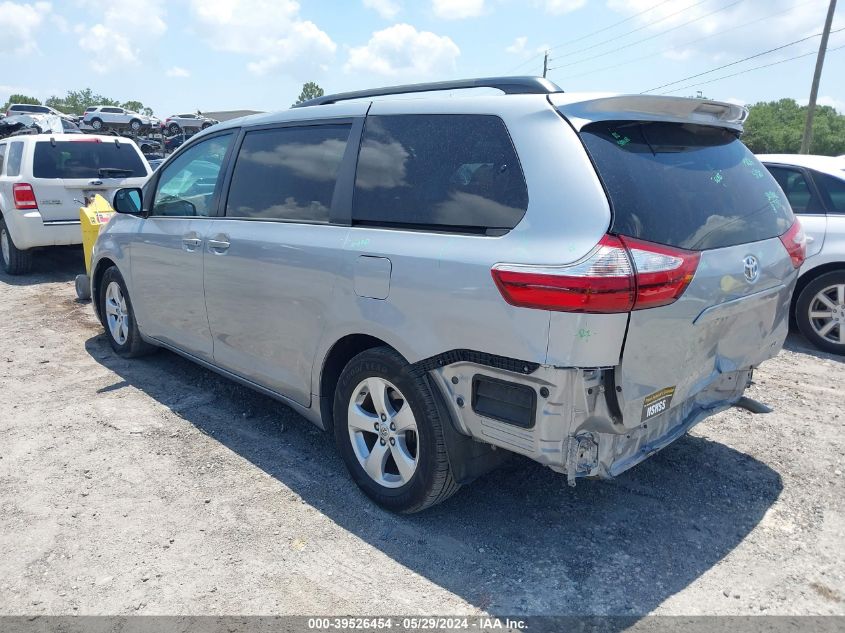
left=800, top=0, right=837, bottom=154
left=543, top=50, right=549, bottom=78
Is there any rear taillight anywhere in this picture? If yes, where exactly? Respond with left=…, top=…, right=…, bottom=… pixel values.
left=779, top=220, right=806, bottom=269
left=12, top=183, right=38, bottom=210
left=491, top=234, right=700, bottom=314
left=620, top=236, right=700, bottom=310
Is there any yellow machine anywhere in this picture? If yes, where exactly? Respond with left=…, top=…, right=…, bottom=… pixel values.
left=74, top=194, right=115, bottom=301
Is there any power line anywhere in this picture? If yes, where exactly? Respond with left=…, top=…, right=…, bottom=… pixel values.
left=550, top=0, right=712, bottom=56
left=553, top=0, right=825, bottom=82
left=547, top=0, right=744, bottom=73
left=505, top=0, right=682, bottom=74
left=642, top=25, right=845, bottom=93
left=662, top=41, right=845, bottom=95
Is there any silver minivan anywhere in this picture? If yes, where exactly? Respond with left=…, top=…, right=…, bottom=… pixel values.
left=91, top=77, right=805, bottom=512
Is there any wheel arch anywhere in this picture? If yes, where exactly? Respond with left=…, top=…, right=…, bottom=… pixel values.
left=794, top=262, right=845, bottom=317
left=318, top=333, right=401, bottom=431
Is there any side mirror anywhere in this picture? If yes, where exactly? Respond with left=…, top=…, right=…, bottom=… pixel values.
left=113, top=188, right=143, bottom=215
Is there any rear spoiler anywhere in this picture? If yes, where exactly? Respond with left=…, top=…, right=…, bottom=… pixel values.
left=549, top=94, right=748, bottom=133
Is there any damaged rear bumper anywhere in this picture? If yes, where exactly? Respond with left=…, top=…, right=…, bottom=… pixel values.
left=429, top=361, right=752, bottom=485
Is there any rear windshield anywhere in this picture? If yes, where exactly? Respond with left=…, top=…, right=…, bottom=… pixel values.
left=580, top=121, right=794, bottom=250
left=33, top=141, right=147, bottom=179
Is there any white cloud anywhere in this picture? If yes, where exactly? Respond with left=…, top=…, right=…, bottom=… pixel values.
left=541, top=0, right=586, bottom=15
left=166, top=66, right=191, bottom=78
left=364, top=0, right=400, bottom=19
left=606, top=0, right=827, bottom=59
left=0, top=1, right=50, bottom=55
left=76, top=0, right=167, bottom=72
left=77, top=24, right=138, bottom=73
left=345, top=23, right=460, bottom=77
left=799, top=95, right=845, bottom=114
left=189, top=0, right=336, bottom=77
left=432, top=0, right=484, bottom=20
left=506, top=35, right=549, bottom=59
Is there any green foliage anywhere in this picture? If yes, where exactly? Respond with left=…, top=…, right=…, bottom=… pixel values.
left=45, top=88, right=120, bottom=115
left=742, top=98, right=845, bottom=156
left=120, top=101, right=154, bottom=117
left=2, top=94, right=41, bottom=111
left=293, top=82, right=325, bottom=106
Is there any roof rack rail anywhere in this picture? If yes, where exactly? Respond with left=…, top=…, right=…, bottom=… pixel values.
left=293, top=76, right=563, bottom=108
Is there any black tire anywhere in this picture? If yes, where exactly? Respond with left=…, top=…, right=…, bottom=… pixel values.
left=90, top=117, right=103, bottom=130
left=796, top=270, right=845, bottom=355
left=168, top=123, right=181, bottom=135
left=333, top=346, right=459, bottom=513
left=98, top=266, right=157, bottom=358
left=0, top=217, right=33, bottom=275
left=129, top=119, right=141, bottom=132
left=201, top=122, right=211, bottom=130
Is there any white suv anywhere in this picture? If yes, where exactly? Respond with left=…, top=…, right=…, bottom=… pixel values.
left=0, top=134, right=150, bottom=274
left=761, top=154, right=845, bottom=354
left=81, top=106, right=159, bottom=133
left=164, top=113, right=217, bottom=135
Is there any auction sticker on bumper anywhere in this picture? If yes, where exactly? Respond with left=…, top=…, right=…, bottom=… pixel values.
left=641, top=386, right=676, bottom=422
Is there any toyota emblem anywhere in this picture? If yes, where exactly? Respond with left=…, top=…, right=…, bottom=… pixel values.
left=743, top=255, right=760, bottom=284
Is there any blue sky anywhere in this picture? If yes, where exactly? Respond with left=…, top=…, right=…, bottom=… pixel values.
left=2, top=0, right=844, bottom=116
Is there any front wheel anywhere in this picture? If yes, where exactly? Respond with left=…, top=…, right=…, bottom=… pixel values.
left=0, top=218, right=33, bottom=275
left=796, top=271, right=845, bottom=355
left=99, top=266, right=157, bottom=358
left=333, top=347, right=459, bottom=513
left=129, top=119, right=141, bottom=132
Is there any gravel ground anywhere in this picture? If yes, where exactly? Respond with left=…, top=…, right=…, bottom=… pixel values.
left=0, top=247, right=843, bottom=618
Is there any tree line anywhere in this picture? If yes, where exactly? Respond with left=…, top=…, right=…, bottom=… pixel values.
left=2, top=89, right=154, bottom=117
left=4, top=85, right=843, bottom=155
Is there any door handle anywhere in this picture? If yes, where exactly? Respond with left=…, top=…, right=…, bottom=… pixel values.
left=182, top=237, right=202, bottom=251
left=207, top=238, right=230, bottom=253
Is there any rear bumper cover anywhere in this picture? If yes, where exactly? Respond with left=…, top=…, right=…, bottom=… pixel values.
left=3, top=210, right=81, bottom=249
left=430, top=361, right=752, bottom=484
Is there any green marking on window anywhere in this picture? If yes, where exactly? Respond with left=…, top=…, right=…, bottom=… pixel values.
left=711, top=170, right=724, bottom=184
left=577, top=328, right=593, bottom=341
left=765, top=190, right=783, bottom=211
left=742, top=158, right=754, bottom=167
left=610, top=131, right=631, bottom=147
left=750, top=168, right=764, bottom=179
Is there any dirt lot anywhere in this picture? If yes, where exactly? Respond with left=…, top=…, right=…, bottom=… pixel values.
left=1, top=248, right=843, bottom=618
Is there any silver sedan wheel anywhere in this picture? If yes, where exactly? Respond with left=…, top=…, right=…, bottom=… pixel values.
left=808, top=283, right=845, bottom=345
left=104, top=281, right=130, bottom=345
left=1, top=227, right=9, bottom=267
left=347, top=377, right=419, bottom=489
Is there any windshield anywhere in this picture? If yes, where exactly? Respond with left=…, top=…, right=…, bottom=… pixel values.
left=33, top=141, right=147, bottom=179
left=580, top=121, right=794, bottom=250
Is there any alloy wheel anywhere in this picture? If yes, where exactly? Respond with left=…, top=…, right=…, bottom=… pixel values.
left=808, top=283, right=845, bottom=345
left=104, top=281, right=130, bottom=345
left=347, top=377, right=419, bottom=488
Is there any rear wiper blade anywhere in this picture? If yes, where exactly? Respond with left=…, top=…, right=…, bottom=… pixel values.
left=98, top=167, right=134, bottom=178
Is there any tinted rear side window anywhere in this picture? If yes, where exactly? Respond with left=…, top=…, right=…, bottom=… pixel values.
left=766, top=166, right=825, bottom=214
left=581, top=121, right=794, bottom=250
left=814, top=171, right=845, bottom=213
left=33, top=141, right=146, bottom=179
left=353, top=114, right=528, bottom=233
left=7, top=142, right=23, bottom=177
left=226, top=124, right=350, bottom=222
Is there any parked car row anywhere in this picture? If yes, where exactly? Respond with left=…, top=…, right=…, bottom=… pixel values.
left=0, top=78, right=840, bottom=514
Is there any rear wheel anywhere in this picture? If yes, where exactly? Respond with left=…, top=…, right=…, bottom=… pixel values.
left=333, top=347, right=458, bottom=513
left=90, top=117, right=103, bottom=130
left=129, top=119, right=141, bottom=132
left=99, top=266, right=157, bottom=358
left=796, top=271, right=845, bottom=355
left=168, top=123, right=181, bottom=135
left=0, top=218, right=33, bottom=275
